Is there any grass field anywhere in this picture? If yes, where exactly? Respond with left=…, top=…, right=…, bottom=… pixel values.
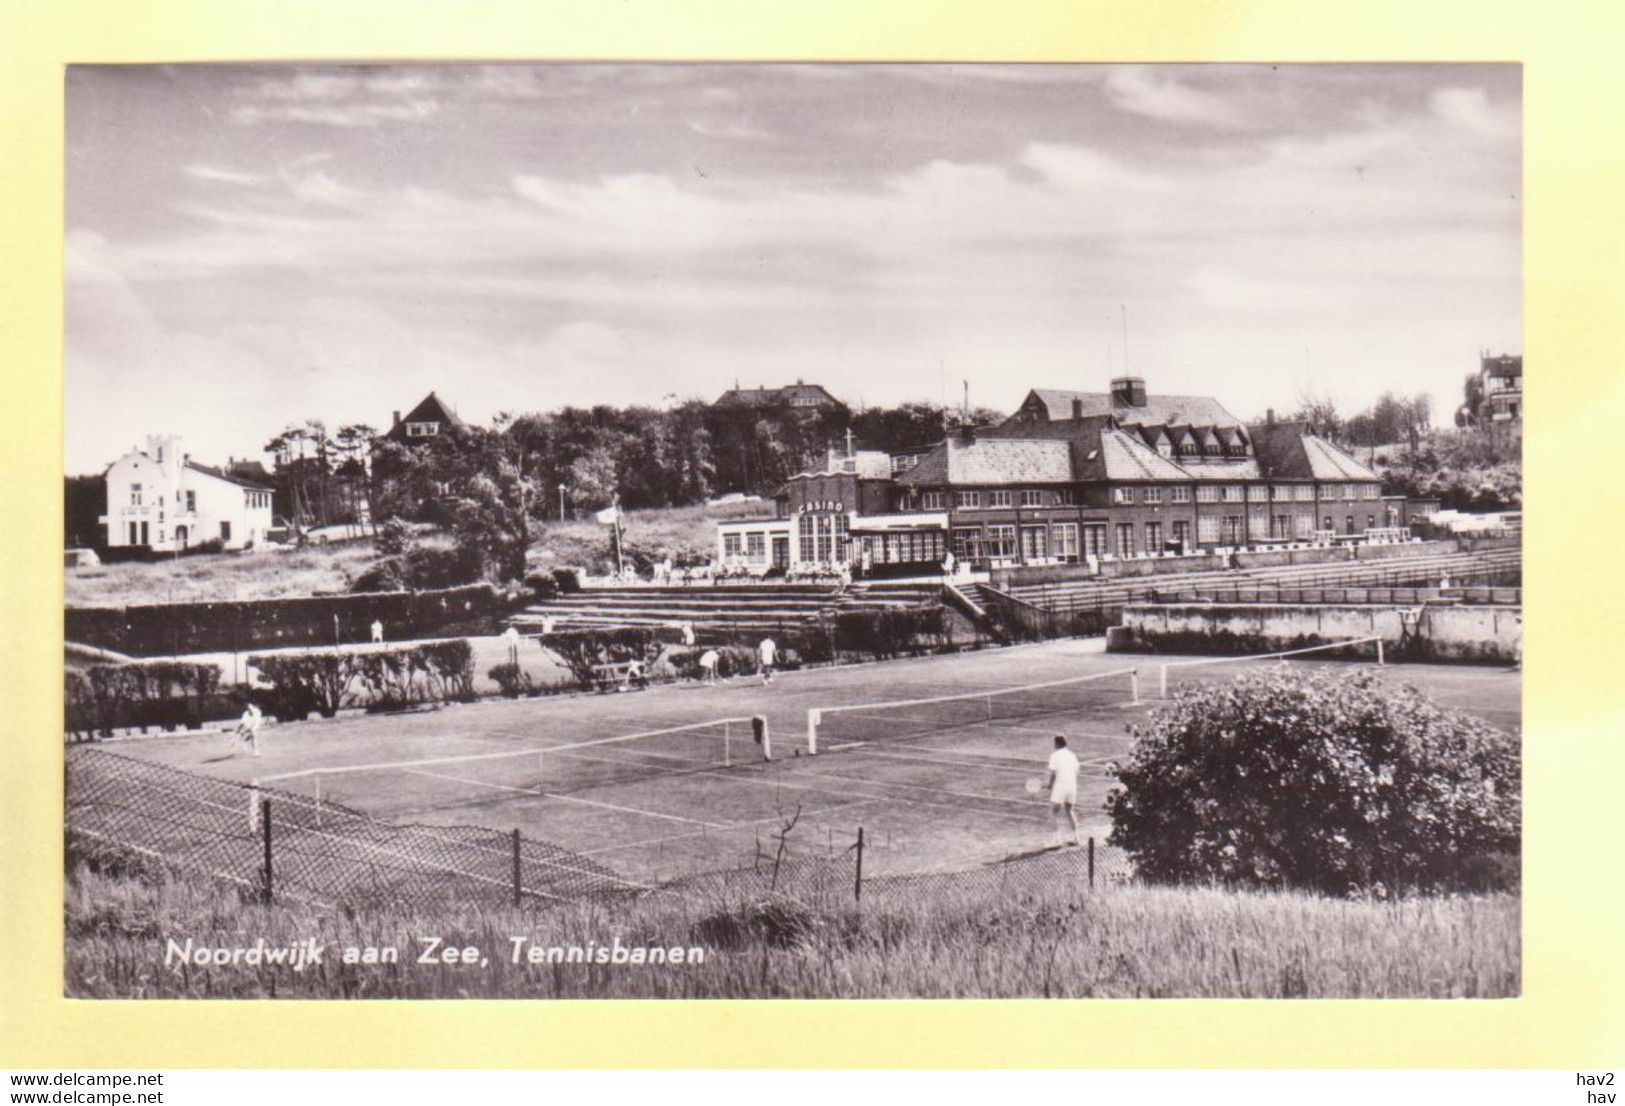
left=64, top=500, right=770, bottom=607
left=102, top=639, right=1522, bottom=884
left=63, top=854, right=1518, bottom=998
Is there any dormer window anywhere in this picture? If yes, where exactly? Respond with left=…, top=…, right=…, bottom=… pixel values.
left=406, top=422, right=439, bottom=438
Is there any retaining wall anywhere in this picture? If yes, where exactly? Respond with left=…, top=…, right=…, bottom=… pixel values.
left=1108, top=602, right=1521, bottom=664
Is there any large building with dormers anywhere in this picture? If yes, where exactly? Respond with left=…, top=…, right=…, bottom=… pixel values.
left=717, top=375, right=1391, bottom=574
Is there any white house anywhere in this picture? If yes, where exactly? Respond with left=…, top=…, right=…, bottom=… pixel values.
left=101, top=436, right=275, bottom=552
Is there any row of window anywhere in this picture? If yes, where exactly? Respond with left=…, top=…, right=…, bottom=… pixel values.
left=127, top=485, right=271, bottom=511
left=797, top=513, right=852, bottom=564
left=904, top=482, right=1380, bottom=510
left=949, top=512, right=1385, bottom=563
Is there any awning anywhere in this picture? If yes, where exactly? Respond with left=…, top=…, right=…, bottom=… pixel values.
left=849, top=512, right=949, bottom=533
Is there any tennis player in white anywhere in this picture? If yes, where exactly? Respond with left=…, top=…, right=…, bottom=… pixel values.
left=1045, top=735, right=1081, bottom=847
left=757, top=636, right=777, bottom=685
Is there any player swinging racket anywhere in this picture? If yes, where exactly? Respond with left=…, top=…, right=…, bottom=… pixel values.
left=233, top=702, right=264, bottom=758
left=1045, top=735, right=1081, bottom=847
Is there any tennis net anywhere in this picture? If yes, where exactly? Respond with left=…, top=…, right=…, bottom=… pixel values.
left=806, top=666, right=1141, bottom=754
left=262, top=716, right=760, bottom=819
left=1153, top=636, right=1386, bottom=698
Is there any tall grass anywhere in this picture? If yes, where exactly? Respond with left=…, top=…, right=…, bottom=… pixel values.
left=65, top=859, right=1518, bottom=999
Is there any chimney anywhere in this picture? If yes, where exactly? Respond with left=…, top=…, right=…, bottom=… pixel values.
left=1111, top=375, right=1147, bottom=407
left=392, top=410, right=401, bottom=427
left=1266, top=408, right=1275, bottom=425
left=1071, top=397, right=1084, bottom=420
left=957, top=423, right=977, bottom=446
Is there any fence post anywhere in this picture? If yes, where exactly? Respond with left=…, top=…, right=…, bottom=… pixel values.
left=854, top=826, right=865, bottom=903
left=512, top=828, right=522, bottom=907
left=1088, top=836, right=1095, bottom=891
left=260, top=798, right=273, bottom=905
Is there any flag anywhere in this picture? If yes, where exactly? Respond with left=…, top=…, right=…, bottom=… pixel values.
left=595, top=505, right=623, bottom=526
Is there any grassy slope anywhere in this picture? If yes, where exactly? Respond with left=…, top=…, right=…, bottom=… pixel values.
left=64, top=500, right=772, bottom=607
left=65, top=859, right=1517, bottom=999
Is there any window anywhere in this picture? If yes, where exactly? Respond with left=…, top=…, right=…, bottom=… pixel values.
left=1294, top=515, right=1313, bottom=539
left=1156, top=440, right=1173, bottom=458
left=1112, top=487, right=1135, bottom=505
left=899, top=493, right=919, bottom=511
left=724, top=533, right=742, bottom=558
left=406, top=422, right=439, bottom=438
left=1058, top=488, right=1077, bottom=505
left=128, top=522, right=139, bottom=545
left=747, top=532, right=767, bottom=562
left=219, top=521, right=232, bottom=543
left=185, top=491, right=196, bottom=512
left=798, top=515, right=815, bottom=562
left=1271, top=514, right=1291, bottom=539
left=1020, top=525, right=1048, bottom=561
left=815, top=517, right=834, bottom=562
left=1363, top=484, right=1380, bottom=500
left=1145, top=521, right=1163, bottom=551
left=952, top=528, right=983, bottom=562
left=1270, top=485, right=1290, bottom=501
left=1115, top=522, right=1135, bottom=558
left=1343, top=484, right=1357, bottom=500
left=835, top=515, right=851, bottom=561
left=1143, top=487, right=1163, bottom=505
left=1171, top=486, right=1191, bottom=504
left=1222, top=516, right=1244, bottom=545
left=1082, top=524, right=1108, bottom=558
left=1324, top=516, right=1334, bottom=531
left=983, top=525, right=1017, bottom=560
left=1247, top=485, right=1269, bottom=502
left=130, top=483, right=143, bottom=506
left=956, top=491, right=980, bottom=509
left=1345, top=515, right=1356, bottom=535
left=1049, top=522, right=1079, bottom=560
left=921, top=492, right=945, bottom=510
left=1295, top=485, right=1315, bottom=501
left=1196, top=485, right=1219, bottom=504
left=1021, top=489, right=1046, bottom=507
left=1198, top=515, right=1222, bottom=544
left=1222, top=485, right=1245, bottom=503
left=1171, top=520, right=1190, bottom=550
left=988, top=490, right=1013, bottom=508
left=1367, top=515, right=1376, bottom=529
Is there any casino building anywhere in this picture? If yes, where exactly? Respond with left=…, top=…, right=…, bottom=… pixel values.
left=716, top=376, right=1389, bottom=575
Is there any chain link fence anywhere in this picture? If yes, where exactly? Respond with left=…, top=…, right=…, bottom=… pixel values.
left=66, top=746, right=1134, bottom=913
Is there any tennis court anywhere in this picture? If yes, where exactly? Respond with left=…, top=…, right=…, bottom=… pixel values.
left=103, top=639, right=1521, bottom=882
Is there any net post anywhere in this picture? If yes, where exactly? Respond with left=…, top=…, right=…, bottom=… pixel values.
left=314, top=774, right=322, bottom=827
left=1376, top=637, right=1385, bottom=666
left=724, top=720, right=732, bottom=767
left=1159, top=664, right=1168, bottom=699
left=511, top=828, right=522, bottom=907
left=537, top=751, right=544, bottom=786
left=805, top=710, right=819, bottom=756
left=754, top=715, right=771, bottom=761
left=1130, top=668, right=1140, bottom=705
left=260, top=798, right=273, bottom=906
left=247, top=780, right=260, bottom=832
left=1088, top=836, right=1096, bottom=891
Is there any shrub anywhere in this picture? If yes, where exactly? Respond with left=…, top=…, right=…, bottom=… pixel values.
left=525, top=572, right=561, bottom=601
left=348, top=558, right=407, bottom=593
left=833, top=607, right=947, bottom=660
left=552, top=567, right=582, bottom=593
left=419, top=639, right=476, bottom=702
left=667, top=645, right=757, bottom=680
left=487, top=662, right=537, bottom=698
left=375, top=517, right=413, bottom=557
left=1106, top=669, right=1520, bottom=898
left=249, top=653, right=357, bottom=721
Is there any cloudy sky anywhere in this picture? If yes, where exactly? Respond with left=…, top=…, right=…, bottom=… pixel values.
left=65, top=63, right=1520, bottom=473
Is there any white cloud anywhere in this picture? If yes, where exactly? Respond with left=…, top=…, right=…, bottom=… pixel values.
left=1102, top=67, right=1245, bottom=126
left=184, top=164, right=267, bottom=186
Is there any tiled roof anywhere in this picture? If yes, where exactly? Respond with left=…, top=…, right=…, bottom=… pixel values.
left=1020, top=388, right=1245, bottom=429
left=713, top=383, right=843, bottom=407
left=400, top=391, right=465, bottom=429
left=1094, top=428, right=1192, bottom=482
left=897, top=437, right=1073, bottom=486
left=185, top=461, right=273, bottom=492
left=1248, top=420, right=1377, bottom=481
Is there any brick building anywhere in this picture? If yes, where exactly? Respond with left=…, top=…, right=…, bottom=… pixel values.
left=717, top=376, right=1388, bottom=574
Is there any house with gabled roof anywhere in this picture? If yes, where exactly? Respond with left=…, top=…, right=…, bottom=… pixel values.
left=100, top=435, right=274, bottom=552
left=383, top=391, right=467, bottom=445
left=711, top=379, right=845, bottom=412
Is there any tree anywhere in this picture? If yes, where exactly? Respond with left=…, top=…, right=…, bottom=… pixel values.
left=1290, top=392, right=1345, bottom=444
left=1459, top=373, right=1484, bottom=428
left=1106, top=669, right=1520, bottom=897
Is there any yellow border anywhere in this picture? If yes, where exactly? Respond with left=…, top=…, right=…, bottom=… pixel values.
left=4, top=0, right=1622, bottom=1069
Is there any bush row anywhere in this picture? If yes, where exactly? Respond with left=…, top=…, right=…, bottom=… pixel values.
left=248, top=641, right=476, bottom=720
left=65, top=661, right=235, bottom=739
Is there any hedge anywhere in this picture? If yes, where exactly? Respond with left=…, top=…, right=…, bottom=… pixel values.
left=65, top=661, right=236, bottom=739
left=66, top=583, right=503, bottom=657
left=248, top=640, right=476, bottom=721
